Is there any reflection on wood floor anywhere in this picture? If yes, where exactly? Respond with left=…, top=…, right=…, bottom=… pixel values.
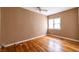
left=0, top=35, right=79, bottom=52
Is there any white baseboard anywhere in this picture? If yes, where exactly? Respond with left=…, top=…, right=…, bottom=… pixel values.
left=1, top=34, right=79, bottom=48
left=47, top=34, right=79, bottom=42
left=3, top=35, right=46, bottom=48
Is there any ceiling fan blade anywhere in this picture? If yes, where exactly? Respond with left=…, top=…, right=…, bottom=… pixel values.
left=36, top=7, right=48, bottom=12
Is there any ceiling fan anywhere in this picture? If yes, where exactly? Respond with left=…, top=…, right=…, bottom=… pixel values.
left=36, top=7, right=48, bottom=12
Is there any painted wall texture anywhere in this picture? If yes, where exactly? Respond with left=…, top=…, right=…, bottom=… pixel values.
left=48, top=8, right=79, bottom=40
left=1, top=7, right=47, bottom=45
left=0, top=8, right=1, bottom=45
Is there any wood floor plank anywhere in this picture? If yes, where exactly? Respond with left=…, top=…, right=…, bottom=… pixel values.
left=0, top=35, right=79, bottom=52
left=33, top=41, right=48, bottom=52
left=30, top=41, right=44, bottom=52
left=15, top=45, right=24, bottom=52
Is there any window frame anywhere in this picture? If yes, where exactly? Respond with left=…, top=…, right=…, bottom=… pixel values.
left=48, top=19, right=54, bottom=29
left=48, top=17, right=61, bottom=30
left=53, top=17, right=61, bottom=30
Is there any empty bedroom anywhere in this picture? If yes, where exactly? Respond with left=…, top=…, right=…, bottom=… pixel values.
left=0, top=7, right=79, bottom=52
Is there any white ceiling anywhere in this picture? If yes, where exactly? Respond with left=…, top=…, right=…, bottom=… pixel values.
left=23, top=7, right=74, bottom=16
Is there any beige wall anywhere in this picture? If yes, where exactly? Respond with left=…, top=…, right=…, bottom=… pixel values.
left=48, top=8, right=79, bottom=40
left=1, top=7, right=47, bottom=45
left=78, top=8, right=79, bottom=39
left=0, top=8, right=1, bottom=44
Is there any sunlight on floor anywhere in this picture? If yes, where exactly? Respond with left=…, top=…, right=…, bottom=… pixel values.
left=48, top=38, right=63, bottom=52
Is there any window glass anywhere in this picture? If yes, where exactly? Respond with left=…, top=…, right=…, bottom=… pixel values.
left=48, top=19, right=53, bottom=29
left=53, top=17, right=61, bottom=29
left=48, top=17, right=61, bottom=30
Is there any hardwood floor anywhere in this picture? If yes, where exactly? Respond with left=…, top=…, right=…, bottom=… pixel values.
left=0, top=35, right=79, bottom=52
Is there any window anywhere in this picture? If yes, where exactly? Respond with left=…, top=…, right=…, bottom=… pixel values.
left=48, top=17, right=61, bottom=30
left=53, top=17, right=61, bottom=29
left=48, top=19, right=53, bottom=29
